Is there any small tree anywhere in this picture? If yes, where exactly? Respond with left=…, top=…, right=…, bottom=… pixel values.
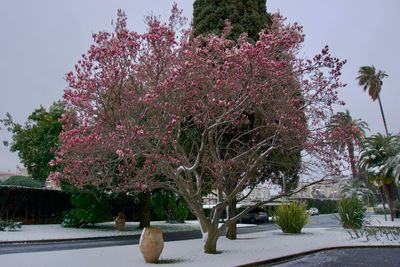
left=51, top=7, right=346, bottom=254
left=358, top=133, right=400, bottom=221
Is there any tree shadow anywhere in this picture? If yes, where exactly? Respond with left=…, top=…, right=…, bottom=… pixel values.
left=155, top=259, right=185, bottom=264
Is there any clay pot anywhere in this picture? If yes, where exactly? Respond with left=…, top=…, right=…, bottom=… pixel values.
left=139, top=227, right=164, bottom=263
left=115, top=212, right=126, bottom=231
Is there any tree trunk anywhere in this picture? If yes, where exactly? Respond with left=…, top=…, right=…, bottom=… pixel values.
left=226, top=200, right=237, bottom=240
left=139, top=191, right=151, bottom=228
left=390, top=184, right=399, bottom=217
left=347, top=142, right=358, bottom=179
left=203, top=228, right=220, bottom=254
left=377, top=96, right=389, bottom=136
left=380, top=186, right=388, bottom=221
left=385, top=184, right=394, bottom=221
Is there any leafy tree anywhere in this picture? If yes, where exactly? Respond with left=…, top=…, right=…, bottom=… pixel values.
left=1, top=102, right=64, bottom=182
left=357, top=66, right=389, bottom=135
left=328, top=110, right=369, bottom=178
left=193, top=0, right=271, bottom=41
left=51, top=8, right=346, bottom=254
left=358, top=133, right=400, bottom=220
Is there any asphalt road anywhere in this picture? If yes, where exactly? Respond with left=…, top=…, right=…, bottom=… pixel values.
left=0, top=214, right=340, bottom=255
left=269, top=247, right=400, bottom=267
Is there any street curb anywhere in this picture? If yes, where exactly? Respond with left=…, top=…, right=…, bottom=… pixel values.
left=0, top=234, right=141, bottom=245
left=0, top=230, right=206, bottom=245
left=0, top=225, right=260, bottom=245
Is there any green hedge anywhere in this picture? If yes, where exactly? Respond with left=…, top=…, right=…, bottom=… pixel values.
left=301, top=198, right=339, bottom=214
left=1, top=176, right=43, bottom=188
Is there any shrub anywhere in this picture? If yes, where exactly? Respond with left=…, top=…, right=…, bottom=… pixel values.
left=62, top=190, right=112, bottom=228
left=0, top=220, right=22, bottom=231
left=337, top=196, right=367, bottom=229
left=1, top=176, right=43, bottom=188
left=175, top=201, right=189, bottom=223
left=374, top=204, right=390, bottom=215
left=274, top=202, right=309, bottom=233
left=151, top=190, right=189, bottom=223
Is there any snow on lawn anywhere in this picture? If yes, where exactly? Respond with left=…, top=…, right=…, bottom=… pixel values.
left=1, top=227, right=400, bottom=267
left=0, top=221, right=254, bottom=242
left=0, top=215, right=399, bottom=267
left=368, top=215, right=400, bottom=227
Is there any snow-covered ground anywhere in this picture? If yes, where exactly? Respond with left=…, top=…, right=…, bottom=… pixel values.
left=367, top=215, right=400, bottom=227
left=0, top=215, right=399, bottom=267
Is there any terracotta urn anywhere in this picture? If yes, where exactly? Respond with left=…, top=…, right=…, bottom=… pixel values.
left=139, top=227, right=164, bottom=263
left=115, top=212, right=126, bottom=231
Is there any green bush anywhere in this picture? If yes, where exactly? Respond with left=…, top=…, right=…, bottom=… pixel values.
left=151, top=190, right=189, bottom=223
left=1, top=176, right=43, bottom=188
left=175, top=201, right=189, bottom=223
left=303, top=198, right=338, bottom=214
left=62, top=190, right=112, bottom=228
left=0, top=220, right=22, bottom=231
left=337, top=196, right=367, bottom=229
left=274, top=202, right=309, bottom=233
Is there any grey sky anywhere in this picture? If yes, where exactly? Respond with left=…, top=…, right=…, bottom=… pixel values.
left=0, top=0, right=399, bottom=172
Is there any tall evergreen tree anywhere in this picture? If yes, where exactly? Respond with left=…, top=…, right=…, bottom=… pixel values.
left=193, top=0, right=272, bottom=41
left=356, top=65, right=389, bottom=135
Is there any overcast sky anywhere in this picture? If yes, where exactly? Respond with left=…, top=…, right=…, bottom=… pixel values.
left=0, top=0, right=399, bottom=172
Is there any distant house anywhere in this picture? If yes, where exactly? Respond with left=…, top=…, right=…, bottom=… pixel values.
left=202, top=185, right=290, bottom=214
left=0, top=168, right=29, bottom=182
left=293, top=177, right=347, bottom=200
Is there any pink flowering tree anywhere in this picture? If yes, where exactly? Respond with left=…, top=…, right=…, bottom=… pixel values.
left=51, top=7, right=346, bottom=254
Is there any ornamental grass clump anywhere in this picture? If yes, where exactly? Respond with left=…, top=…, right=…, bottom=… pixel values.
left=274, top=202, right=309, bottom=233
left=337, top=196, right=367, bottom=229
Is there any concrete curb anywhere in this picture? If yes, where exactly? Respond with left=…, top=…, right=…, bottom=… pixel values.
left=0, top=234, right=141, bottom=245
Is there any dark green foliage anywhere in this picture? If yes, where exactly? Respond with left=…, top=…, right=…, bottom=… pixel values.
left=62, top=188, right=112, bottom=228
left=1, top=101, right=64, bottom=182
left=0, top=186, right=71, bottom=224
left=0, top=220, right=21, bottom=231
left=337, top=197, right=367, bottom=229
left=193, top=0, right=272, bottom=41
left=151, top=190, right=189, bottom=223
left=303, top=198, right=338, bottom=214
left=1, top=176, right=43, bottom=188
left=273, top=202, right=309, bottom=233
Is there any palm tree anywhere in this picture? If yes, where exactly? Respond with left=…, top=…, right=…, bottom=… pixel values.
left=358, top=133, right=400, bottom=221
left=340, top=179, right=374, bottom=204
left=328, top=110, right=369, bottom=179
left=356, top=65, right=389, bottom=135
